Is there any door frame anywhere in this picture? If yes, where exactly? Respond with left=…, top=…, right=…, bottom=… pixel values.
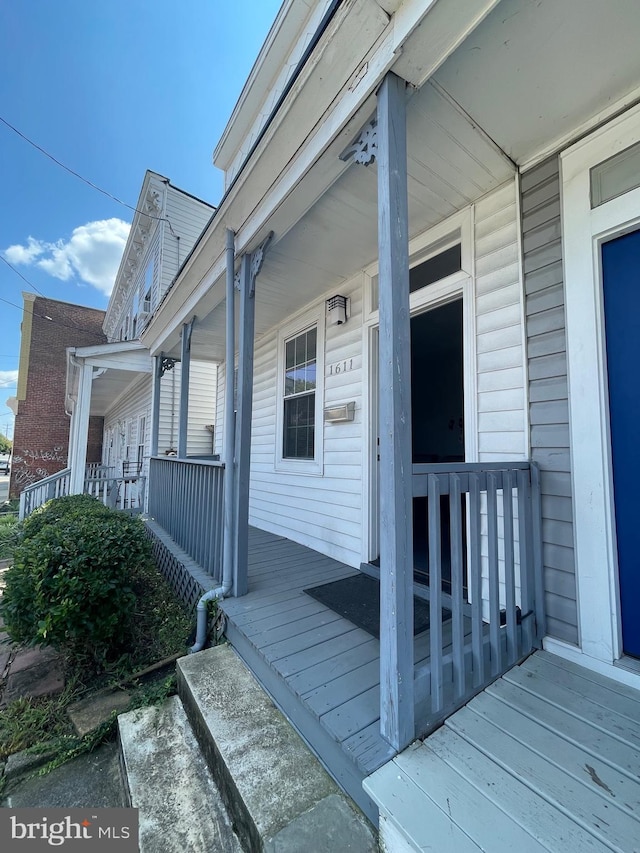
left=362, top=208, right=477, bottom=565
left=561, top=102, right=640, bottom=670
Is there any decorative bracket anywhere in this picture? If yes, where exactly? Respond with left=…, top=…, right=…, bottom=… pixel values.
left=182, top=316, right=196, bottom=355
left=236, top=232, right=274, bottom=297
left=92, top=367, right=107, bottom=380
left=159, top=356, right=177, bottom=377
left=340, top=117, right=378, bottom=166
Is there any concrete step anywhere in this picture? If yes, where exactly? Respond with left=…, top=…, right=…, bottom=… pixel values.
left=118, top=695, right=243, bottom=853
left=177, top=644, right=378, bottom=853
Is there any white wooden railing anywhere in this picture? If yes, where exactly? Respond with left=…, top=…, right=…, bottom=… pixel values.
left=19, top=467, right=146, bottom=519
left=19, top=468, right=72, bottom=519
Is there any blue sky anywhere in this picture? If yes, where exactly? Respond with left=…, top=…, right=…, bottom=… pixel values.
left=0, top=0, right=283, bottom=440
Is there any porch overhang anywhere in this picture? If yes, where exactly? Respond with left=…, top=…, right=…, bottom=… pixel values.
left=142, top=0, right=640, bottom=364
left=66, top=340, right=152, bottom=417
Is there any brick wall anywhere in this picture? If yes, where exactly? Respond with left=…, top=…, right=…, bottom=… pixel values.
left=10, top=297, right=106, bottom=498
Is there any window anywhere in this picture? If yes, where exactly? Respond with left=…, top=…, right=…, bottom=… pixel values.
left=283, top=327, right=317, bottom=459
left=137, top=416, right=146, bottom=467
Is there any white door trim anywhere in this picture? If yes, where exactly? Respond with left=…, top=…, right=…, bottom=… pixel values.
left=561, top=102, right=640, bottom=667
left=362, top=207, right=477, bottom=564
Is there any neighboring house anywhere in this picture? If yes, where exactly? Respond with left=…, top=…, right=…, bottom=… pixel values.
left=10, top=293, right=106, bottom=499
left=64, top=171, right=217, bottom=505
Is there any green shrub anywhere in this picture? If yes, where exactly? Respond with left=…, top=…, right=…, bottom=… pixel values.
left=0, top=512, right=19, bottom=560
left=0, top=496, right=153, bottom=670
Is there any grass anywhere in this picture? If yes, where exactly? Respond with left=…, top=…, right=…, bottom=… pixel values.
left=0, top=548, right=198, bottom=784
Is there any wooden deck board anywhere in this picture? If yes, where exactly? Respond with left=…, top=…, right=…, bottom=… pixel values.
left=366, top=650, right=640, bottom=852
left=219, top=526, right=397, bottom=795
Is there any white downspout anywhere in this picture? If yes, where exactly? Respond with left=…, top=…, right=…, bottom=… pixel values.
left=190, top=228, right=236, bottom=653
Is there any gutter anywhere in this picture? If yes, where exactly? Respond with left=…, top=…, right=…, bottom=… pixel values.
left=155, top=0, right=345, bottom=319
left=190, top=229, right=237, bottom=652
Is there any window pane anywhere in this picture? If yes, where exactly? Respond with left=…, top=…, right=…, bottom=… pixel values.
left=283, top=393, right=315, bottom=459
left=370, top=244, right=462, bottom=311
left=284, top=327, right=317, bottom=397
left=410, top=244, right=461, bottom=293
left=591, top=140, right=640, bottom=208
left=285, top=339, right=295, bottom=369
left=306, top=327, right=317, bottom=360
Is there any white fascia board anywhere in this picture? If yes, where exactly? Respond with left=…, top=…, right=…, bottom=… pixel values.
left=84, top=354, right=152, bottom=373
left=72, top=340, right=148, bottom=360
left=214, top=0, right=317, bottom=170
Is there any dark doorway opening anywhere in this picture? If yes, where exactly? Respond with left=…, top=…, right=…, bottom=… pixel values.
left=410, top=299, right=465, bottom=591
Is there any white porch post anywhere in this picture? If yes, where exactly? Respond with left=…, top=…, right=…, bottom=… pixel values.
left=69, top=360, right=93, bottom=494
left=177, top=319, right=194, bottom=459
left=377, top=71, right=415, bottom=750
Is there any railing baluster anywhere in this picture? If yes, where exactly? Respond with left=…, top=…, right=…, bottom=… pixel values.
left=469, top=472, right=484, bottom=688
left=428, top=473, right=443, bottom=715
left=503, top=469, right=517, bottom=664
left=487, top=472, right=501, bottom=677
left=449, top=473, right=465, bottom=700
left=146, top=457, right=225, bottom=581
left=517, top=468, right=535, bottom=652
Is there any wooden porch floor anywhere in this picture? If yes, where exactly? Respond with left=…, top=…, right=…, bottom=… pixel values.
left=365, top=650, right=640, bottom=851
left=220, top=526, right=423, bottom=822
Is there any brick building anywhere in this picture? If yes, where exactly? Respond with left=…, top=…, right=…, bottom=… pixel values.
left=10, top=293, right=106, bottom=498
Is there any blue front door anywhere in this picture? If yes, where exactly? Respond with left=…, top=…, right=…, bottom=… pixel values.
left=602, top=229, right=640, bottom=658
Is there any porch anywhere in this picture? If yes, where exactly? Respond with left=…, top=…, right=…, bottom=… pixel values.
left=365, top=650, right=640, bottom=851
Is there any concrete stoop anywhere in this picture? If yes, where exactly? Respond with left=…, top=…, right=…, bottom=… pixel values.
left=118, top=696, right=243, bottom=853
left=119, top=644, right=378, bottom=853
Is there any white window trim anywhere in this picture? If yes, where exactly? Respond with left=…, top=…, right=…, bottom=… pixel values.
left=275, top=304, right=325, bottom=475
left=561, top=101, right=640, bottom=673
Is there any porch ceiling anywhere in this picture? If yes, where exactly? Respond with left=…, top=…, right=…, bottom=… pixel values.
left=185, top=80, right=514, bottom=362
left=155, top=0, right=640, bottom=364
left=89, top=369, right=149, bottom=417
left=432, top=0, right=640, bottom=166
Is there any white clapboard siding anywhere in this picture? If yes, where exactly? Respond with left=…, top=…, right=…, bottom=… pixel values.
left=160, top=186, right=213, bottom=300
left=247, top=278, right=364, bottom=567
left=521, top=156, right=577, bottom=646
left=156, top=361, right=217, bottom=457
left=475, top=180, right=527, bottom=464
left=186, top=360, right=218, bottom=455
left=103, top=375, right=152, bottom=477
left=473, top=182, right=528, bottom=616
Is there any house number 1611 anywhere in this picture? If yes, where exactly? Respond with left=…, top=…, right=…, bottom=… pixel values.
left=328, top=358, right=353, bottom=376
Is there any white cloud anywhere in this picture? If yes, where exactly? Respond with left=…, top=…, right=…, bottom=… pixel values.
left=3, top=218, right=131, bottom=297
left=4, top=236, right=48, bottom=265
left=0, top=371, right=19, bottom=389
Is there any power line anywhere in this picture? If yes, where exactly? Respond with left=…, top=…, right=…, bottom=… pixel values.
left=0, top=115, right=153, bottom=219
left=0, top=115, right=191, bottom=242
left=0, top=254, right=46, bottom=297
left=0, top=292, right=107, bottom=343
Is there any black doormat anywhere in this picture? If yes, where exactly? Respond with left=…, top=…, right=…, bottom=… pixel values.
left=304, top=573, right=450, bottom=639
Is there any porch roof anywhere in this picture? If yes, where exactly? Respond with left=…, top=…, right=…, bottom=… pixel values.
left=143, top=0, right=640, bottom=365
left=66, top=340, right=152, bottom=417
